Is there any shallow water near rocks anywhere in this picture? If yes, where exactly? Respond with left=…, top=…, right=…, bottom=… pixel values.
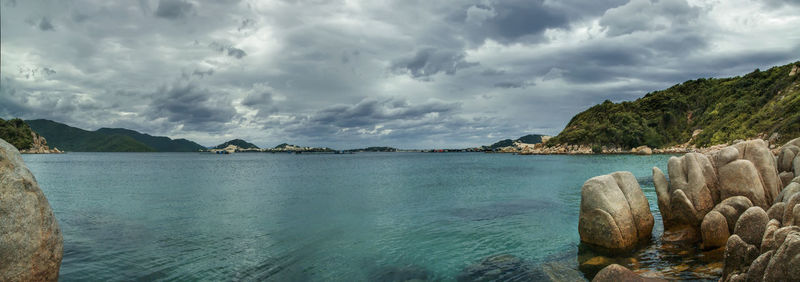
left=23, top=152, right=721, bottom=281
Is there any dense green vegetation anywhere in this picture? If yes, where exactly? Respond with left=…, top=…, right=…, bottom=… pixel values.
left=517, top=134, right=545, bottom=144
left=0, top=118, right=34, bottom=150
left=215, top=139, right=259, bottom=149
left=26, top=119, right=156, bottom=152
left=488, top=134, right=547, bottom=149
left=549, top=61, right=800, bottom=148
left=95, top=128, right=206, bottom=152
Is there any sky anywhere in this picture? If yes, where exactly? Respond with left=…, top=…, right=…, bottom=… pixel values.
left=1, top=0, right=799, bottom=149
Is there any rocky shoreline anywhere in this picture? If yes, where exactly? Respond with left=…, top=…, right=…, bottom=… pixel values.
left=18, top=130, right=62, bottom=154
left=577, top=137, right=800, bottom=281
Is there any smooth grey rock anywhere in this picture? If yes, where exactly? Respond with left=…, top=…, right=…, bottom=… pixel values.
left=776, top=182, right=800, bottom=203
left=716, top=146, right=740, bottom=167
left=665, top=153, right=717, bottom=228
left=716, top=196, right=754, bottom=233
left=652, top=167, right=671, bottom=225
left=766, top=202, right=785, bottom=223
left=541, top=261, right=588, bottom=282
left=719, top=160, right=768, bottom=208
left=760, top=219, right=781, bottom=253
left=795, top=155, right=800, bottom=178
left=744, top=250, right=773, bottom=282
left=779, top=171, right=794, bottom=189
left=778, top=145, right=799, bottom=172
left=591, top=264, right=665, bottom=282
left=0, top=138, right=63, bottom=281
left=579, top=172, right=654, bottom=252
left=734, top=207, right=769, bottom=246
left=783, top=193, right=800, bottom=227
left=723, top=234, right=759, bottom=281
left=731, top=140, right=781, bottom=204
left=701, top=210, right=729, bottom=249
left=762, top=230, right=800, bottom=281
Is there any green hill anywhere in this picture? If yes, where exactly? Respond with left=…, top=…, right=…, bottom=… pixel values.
left=488, top=134, right=547, bottom=149
left=517, top=134, right=545, bottom=144
left=215, top=139, right=259, bottom=149
left=0, top=118, right=34, bottom=150
left=549, top=61, right=800, bottom=148
left=95, top=128, right=205, bottom=152
left=25, top=119, right=155, bottom=152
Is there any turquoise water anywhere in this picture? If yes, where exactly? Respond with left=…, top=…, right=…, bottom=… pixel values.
left=22, top=152, right=675, bottom=281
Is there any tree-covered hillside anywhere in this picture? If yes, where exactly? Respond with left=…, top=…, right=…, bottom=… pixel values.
left=96, top=128, right=206, bottom=152
left=0, top=118, right=34, bottom=150
left=26, top=119, right=156, bottom=152
left=549, top=61, right=800, bottom=148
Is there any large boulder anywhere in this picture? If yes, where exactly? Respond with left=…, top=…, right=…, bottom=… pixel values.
left=780, top=171, right=795, bottom=189
left=0, top=138, right=63, bottom=281
left=761, top=230, right=800, bottom=281
left=776, top=180, right=800, bottom=203
left=579, top=172, right=654, bottom=252
left=778, top=145, right=799, bottom=173
left=727, top=140, right=781, bottom=207
left=591, top=264, right=665, bottom=282
left=733, top=207, right=768, bottom=247
left=784, top=193, right=800, bottom=227
left=701, top=211, right=729, bottom=249
left=700, top=196, right=753, bottom=249
left=718, top=160, right=768, bottom=208
left=656, top=153, right=717, bottom=230
left=722, top=235, right=759, bottom=281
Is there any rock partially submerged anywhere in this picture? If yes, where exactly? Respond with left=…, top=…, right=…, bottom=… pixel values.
left=456, top=254, right=542, bottom=281
left=591, top=264, right=665, bottom=282
left=0, top=138, right=63, bottom=281
left=579, top=171, right=654, bottom=252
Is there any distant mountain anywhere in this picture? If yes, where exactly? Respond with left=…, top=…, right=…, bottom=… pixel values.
left=548, top=61, right=800, bottom=148
left=488, top=134, right=547, bottom=149
left=0, top=118, right=34, bottom=150
left=95, top=128, right=205, bottom=152
left=26, top=119, right=155, bottom=152
left=345, top=146, right=397, bottom=152
left=215, top=139, right=259, bottom=149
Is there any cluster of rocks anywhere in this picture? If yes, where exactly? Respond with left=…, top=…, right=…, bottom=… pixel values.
left=516, top=143, right=594, bottom=155
left=18, top=130, right=61, bottom=154
left=578, top=137, right=800, bottom=281
left=0, top=138, right=63, bottom=281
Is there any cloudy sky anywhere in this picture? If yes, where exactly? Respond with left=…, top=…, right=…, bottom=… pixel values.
left=1, top=0, right=798, bottom=148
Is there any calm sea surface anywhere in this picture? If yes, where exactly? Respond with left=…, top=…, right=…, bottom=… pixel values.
left=22, top=152, right=677, bottom=281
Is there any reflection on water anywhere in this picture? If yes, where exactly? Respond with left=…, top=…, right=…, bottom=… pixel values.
left=21, top=152, right=721, bottom=281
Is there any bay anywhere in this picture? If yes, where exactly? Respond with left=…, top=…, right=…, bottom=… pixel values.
left=23, top=152, right=675, bottom=281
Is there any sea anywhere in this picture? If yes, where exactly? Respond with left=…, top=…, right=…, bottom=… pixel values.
left=21, top=152, right=721, bottom=281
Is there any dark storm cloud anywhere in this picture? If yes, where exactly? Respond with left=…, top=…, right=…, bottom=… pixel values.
left=191, top=69, right=214, bottom=78
left=493, top=82, right=525, bottom=89
left=310, top=98, right=460, bottom=128
left=2, top=0, right=799, bottom=148
left=37, top=17, right=54, bottom=31
left=148, top=83, right=237, bottom=131
left=391, top=48, right=478, bottom=80
left=209, top=42, right=247, bottom=59
left=599, top=0, right=701, bottom=36
left=155, top=0, right=194, bottom=19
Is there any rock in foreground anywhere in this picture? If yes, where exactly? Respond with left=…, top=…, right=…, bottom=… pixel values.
left=0, top=138, right=63, bottom=281
left=592, top=264, right=665, bottom=282
left=579, top=171, right=654, bottom=252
